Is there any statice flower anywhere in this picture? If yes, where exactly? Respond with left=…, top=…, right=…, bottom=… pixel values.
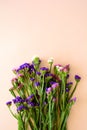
left=34, top=82, right=40, bottom=87
left=26, top=94, right=34, bottom=102
left=6, top=56, right=81, bottom=130
left=13, top=96, right=25, bottom=104
left=40, top=67, right=49, bottom=71
left=50, top=81, right=55, bottom=85
left=36, top=71, right=41, bottom=75
left=45, top=73, right=53, bottom=77
left=66, top=87, right=70, bottom=92
left=54, top=64, right=63, bottom=72
left=75, top=75, right=81, bottom=82
left=30, top=78, right=35, bottom=81
left=51, top=82, right=59, bottom=89
left=66, top=82, right=73, bottom=87
left=46, top=87, right=52, bottom=94
left=6, top=101, right=12, bottom=106
left=54, top=64, right=70, bottom=73
left=17, top=105, right=28, bottom=112
left=69, top=97, right=77, bottom=103
left=17, top=63, right=30, bottom=72
left=29, top=64, right=35, bottom=73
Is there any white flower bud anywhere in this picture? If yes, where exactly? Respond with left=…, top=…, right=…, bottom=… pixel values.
left=48, top=57, right=54, bottom=64
left=55, top=65, right=63, bottom=71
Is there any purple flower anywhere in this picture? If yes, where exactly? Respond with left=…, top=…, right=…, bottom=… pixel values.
left=28, top=101, right=39, bottom=107
left=75, top=75, right=81, bottom=81
left=6, top=101, right=12, bottom=106
left=34, top=82, right=40, bottom=87
left=30, top=78, right=35, bottom=81
left=45, top=73, right=53, bottom=77
left=26, top=94, right=34, bottom=102
left=40, top=67, right=49, bottom=75
left=12, top=98, right=17, bottom=103
left=50, top=81, right=56, bottom=85
left=36, top=71, right=41, bottom=75
left=54, top=64, right=63, bottom=71
left=17, top=74, right=24, bottom=78
left=66, top=82, right=73, bottom=92
left=29, top=64, right=35, bottom=73
left=69, top=97, right=76, bottom=103
left=51, top=83, right=59, bottom=89
left=28, top=102, right=35, bottom=107
left=66, top=82, right=73, bottom=87
left=40, top=67, right=49, bottom=71
left=54, top=64, right=70, bottom=73
left=17, top=63, right=30, bottom=72
left=46, top=87, right=52, bottom=94
left=20, top=63, right=30, bottom=69
left=13, top=96, right=24, bottom=104
left=63, top=64, right=70, bottom=72
left=17, top=105, right=28, bottom=112
left=66, top=87, right=69, bottom=92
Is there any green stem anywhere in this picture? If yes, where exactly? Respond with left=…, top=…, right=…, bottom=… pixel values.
left=39, top=100, right=42, bottom=130
left=62, top=115, right=68, bottom=130
left=49, top=63, right=52, bottom=73
left=69, top=82, right=78, bottom=100
left=39, top=75, right=45, bottom=130
left=49, top=100, right=52, bottom=130
left=55, top=87, right=59, bottom=129
left=18, top=113, right=25, bottom=130
left=58, top=111, right=65, bottom=130
left=28, top=118, right=34, bottom=130
left=8, top=107, right=17, bottom=119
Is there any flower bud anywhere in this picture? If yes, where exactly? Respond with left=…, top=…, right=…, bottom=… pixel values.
left=48, top=57, right=54, bottom=64
left=6, top=101, right=12, bottom=107
left=32, top=56, right=41, bottom=65
left=75, top=75, right=81, bottom=82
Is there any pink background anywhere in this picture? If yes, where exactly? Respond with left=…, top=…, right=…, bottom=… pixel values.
left=0, top=0, right=87, bottom=130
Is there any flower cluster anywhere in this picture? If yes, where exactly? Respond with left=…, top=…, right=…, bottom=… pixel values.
left=6, top=56, right=81, bottom=130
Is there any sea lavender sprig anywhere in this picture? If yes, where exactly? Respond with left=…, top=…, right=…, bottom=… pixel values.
left=6, top=56, right=81, bottom=130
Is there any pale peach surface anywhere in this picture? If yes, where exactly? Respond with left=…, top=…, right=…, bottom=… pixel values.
left=0, top=0, right=87, bottom=130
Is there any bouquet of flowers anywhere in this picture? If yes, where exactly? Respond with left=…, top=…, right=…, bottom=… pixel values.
left=6, top=56, right=81, bottom=130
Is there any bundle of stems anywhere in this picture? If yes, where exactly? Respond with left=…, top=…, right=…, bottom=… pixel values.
left=6, top=56, right=81, bottom=130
